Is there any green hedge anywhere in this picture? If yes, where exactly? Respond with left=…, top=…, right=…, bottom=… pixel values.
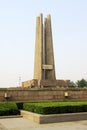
left=23, top=101, right=87, bottom=114
left=1, top=101, right=87, bottom=116
left=16, top=102, right=23, bottom=109
left=0, top=102, right=20, bottom=116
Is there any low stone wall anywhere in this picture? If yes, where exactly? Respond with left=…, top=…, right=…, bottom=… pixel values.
left=0, top=88, right=87, bottom=101
left=21, top=110, right=87, bottom=124
left=22, top=79, right=70, bottom=88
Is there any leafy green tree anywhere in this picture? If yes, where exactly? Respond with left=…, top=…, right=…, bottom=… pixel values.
left=76, top=79, right=87, bottom=88
left=69, top=81, right=76, bottom=88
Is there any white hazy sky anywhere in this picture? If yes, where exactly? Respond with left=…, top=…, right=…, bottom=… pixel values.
left=0, top=0, right=87, bottom=87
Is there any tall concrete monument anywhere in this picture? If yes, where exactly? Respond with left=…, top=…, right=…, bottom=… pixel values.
left=22, top=13, right=70, bottom=88
left=34, top=14, right=56, bottom=81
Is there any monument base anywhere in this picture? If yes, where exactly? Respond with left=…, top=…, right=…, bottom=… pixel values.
left=22, top=79, right=70, bottom=88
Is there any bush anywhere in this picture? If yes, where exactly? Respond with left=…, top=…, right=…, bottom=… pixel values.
left=16, top=102, right=23, bottom=109
left=0, top=102, right=20, bottom=116
left=23, top=103, right=35, bottom=112
left=23, top=101, right=87, bottom=115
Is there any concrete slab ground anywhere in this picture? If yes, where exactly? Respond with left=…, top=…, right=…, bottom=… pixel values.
left=0, top=117, right=87, bottom=130
left=0, top=123, right=8, bottom=130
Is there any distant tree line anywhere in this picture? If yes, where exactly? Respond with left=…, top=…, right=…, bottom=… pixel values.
left=69, top=79, right=87, bottom=88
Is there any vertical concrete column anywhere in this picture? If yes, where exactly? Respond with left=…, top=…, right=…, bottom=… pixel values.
left=44, top=15, right=56, bottom=80
left=34, top=13, right=56, bottom=87
left=34, top=14, right=43, bottom=82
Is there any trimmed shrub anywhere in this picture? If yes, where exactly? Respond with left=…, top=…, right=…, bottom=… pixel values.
left=23, top=101, right=87, bottom=115
left=23, top=103, right=35, bottom=112
left=0, top=102, right=20, bottom=116
left=16, top=102, right=23, bottom=109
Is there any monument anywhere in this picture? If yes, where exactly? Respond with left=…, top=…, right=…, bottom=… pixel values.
left=22, top=13, right=70, bottom=88
left=34, top=14, right=56, bottom=81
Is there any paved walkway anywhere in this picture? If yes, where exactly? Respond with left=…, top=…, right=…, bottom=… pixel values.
left=0, top=123, right=8, bottom=130
left=0, top=118, right=87, bottom=130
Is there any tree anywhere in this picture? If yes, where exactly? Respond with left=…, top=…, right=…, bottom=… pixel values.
left=76, top=79, right=87, bottom=88
left=69, top=81, right=76, bottom=88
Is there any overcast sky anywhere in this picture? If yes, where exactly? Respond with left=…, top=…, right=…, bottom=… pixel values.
left=0, top=0, right=87, bottom=87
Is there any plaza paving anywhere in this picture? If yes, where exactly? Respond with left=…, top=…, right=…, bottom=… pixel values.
left=0, top=117, right=87, bottom=130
